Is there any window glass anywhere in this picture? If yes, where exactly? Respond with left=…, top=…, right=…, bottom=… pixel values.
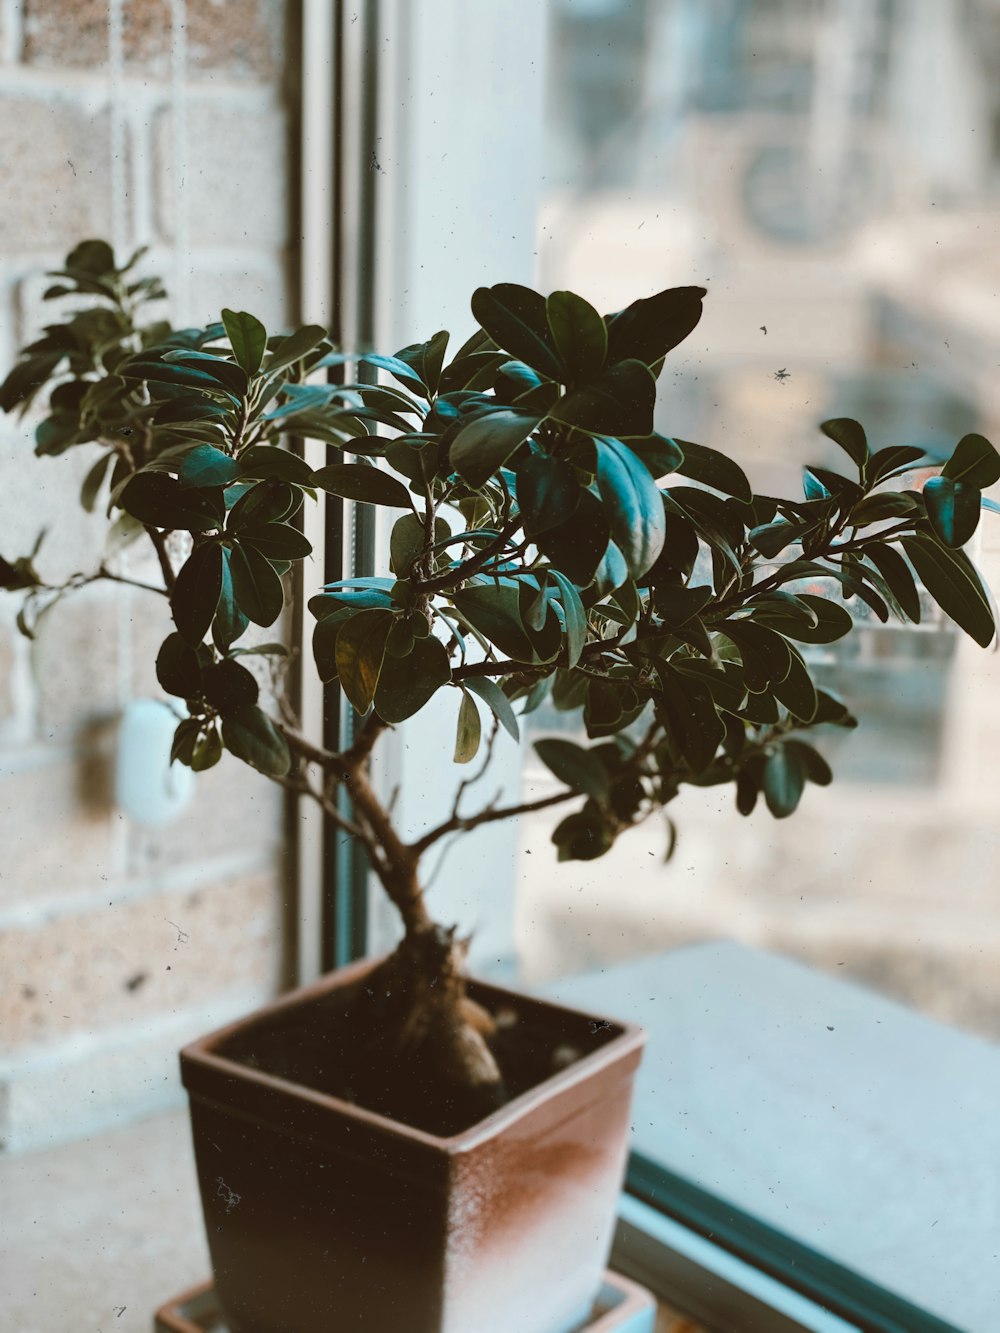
left=515, top=0, right=1000, bottom=1040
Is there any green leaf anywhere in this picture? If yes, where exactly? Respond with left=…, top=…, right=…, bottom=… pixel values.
left=453, top=689, right=482, bottom=763
left=770, top=646, right=818, bottom=721
left=671, top=439, right=753, bottom=501
left=80, top=450, right=113, bottom=512
left=222, top=308, right=267, bottom=375
left=264, top=325, right=328, bottom=376
left=0, top=351, right=64, bottom=413
left=470, top=283, right=564, bottom=381
left=515, top=452, right=581, bottom=535
left=172, top=543, right=225, bottom=645
left=719, top=620, right=792, bottom=692
left=899, top=534, right=994, bottom=647
left=535, top=488, right=610, bottom=587
left=221, top=705, right=290, bottom=776
left=374, top=634, right=452, bottom=722
left=942, top=433, right=1000, bottom=489
left=450, top=410, right=540, bottom=488
left=784, top=740, right=833, bottom=787
left=155, top=632, right=202, bottom=698
left=312, top=462, right=413, bottom=508
left=545, top=290, right=607, bottom=382
left=66, top=239, right=115, bottom=274
left=550, top=569, right=587, bottom=668
left=239, top=522, right=312, bottom=561
left=749, top=518, right=814, bottom=559
left=763, top=745, right=807, bottom=818
left=552, top=809, right=615, bottom=862
left=191, top=726, right=223, bottom=772
left=604, top=286, right=705, bottom=368
left=656, top=666, right=725, bottom=773
left=923, top=475, right=981, bottom=548
left=595, top=436, right=667, bottom=579
left=227, top=479, right=296, bottom=531
left=627, top=434, right=684, bottom=479
left=549, top=359, right=656, bottom=437
left=202, top=658, right=259, bottom=715
left=819, top=418, right=869, bottom=471
left=863, top=543, right=921, bottom=622
left=179, top=444, right=241, bottom=489
left=213, top=548, right=249, bottom=650
left=534, top=737, right=610, bottom=801
left=228, top=542, right=285, bottom=626
left=463, top=675, right=520, bottom=742
left=170, top=718, right=201, bottom=767
left=868, top=446, right=927, bottom=485
left=751, top=593, right=854, bottom=644
left=335, top=610, right=393, bottom=713
left=163, top=349, right=249, bottom=398
left=239, top=445, right=315, bottom=486
left=451, top=585, right=534, bottom=660
left=850, top=492, right=921, bottom=524
left=120, top=473, right=222, bottom=532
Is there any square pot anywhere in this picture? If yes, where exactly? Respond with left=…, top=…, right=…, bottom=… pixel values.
left=180, top=956, right=645, bottom=1333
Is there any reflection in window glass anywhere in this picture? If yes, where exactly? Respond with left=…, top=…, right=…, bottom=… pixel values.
left=516, top=0, right=1000, bottom=1038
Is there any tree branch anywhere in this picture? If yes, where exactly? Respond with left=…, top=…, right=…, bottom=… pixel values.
left=411, top=786, right=577, bottom=856
left=146, top=527, right=177, bottom=593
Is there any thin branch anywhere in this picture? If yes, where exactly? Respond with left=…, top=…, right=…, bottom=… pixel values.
left=146, top=527, right=177, bottom=593
left=418, top=507, right=519, bottom=594
left=412, top=786, right=577, bottom=856
left=96, top=567, right=170, bottom=597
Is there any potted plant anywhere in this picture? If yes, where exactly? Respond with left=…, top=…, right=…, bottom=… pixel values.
left=2, top=239, right=997, bottom=1333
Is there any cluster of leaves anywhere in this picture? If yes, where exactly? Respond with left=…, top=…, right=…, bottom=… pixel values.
left=1, top=241, right=997, bottom=869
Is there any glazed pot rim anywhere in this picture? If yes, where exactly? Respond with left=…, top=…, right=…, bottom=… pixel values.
left=181, top=953, right=645, bottom=1156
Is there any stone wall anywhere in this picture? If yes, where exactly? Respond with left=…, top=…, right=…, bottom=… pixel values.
left=0, top=0, right=292, bottom=1154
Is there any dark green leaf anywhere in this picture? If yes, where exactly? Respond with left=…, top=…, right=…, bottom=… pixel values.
left=784, top=740, right=833, bottom=787
left=549, top=569, right=587, bottom=668
left=155, top=632, right=202, bottom=698
left=80, top=450, right=113, bottom=511
left=627, top=434, right=684, bottom=479
left=179, top=444, right=241, bottom=489
left=751, top=592, right=854, bottom=644
left=536, top=488, right=610, bottom=587
left=162, top=349, right=249, bottom=398
left=535, top=737, right=610, bottom=801
left=213, top=548, right=249, bottom=650
left=313, top=462, right=413, bottom=508
left=515, top=452, right=580, bottom=535
left=221, top=705, right=290, bottom=776
left=374, top=634, right=452, bottom=723
left=172, top=543, right=224, bottom=645
left=170, top=718, right=201, bottom=767
left=863, top=543, right=921, bottom=622
left=228, top=542, right=285, bottom=626
left=868, top=446, right=927, bottom=484
left=719, top=620, right=792, bottom=692
left=923, top=475, right=981, bottom=548
left=66, top=239, right=115, bottom=274
left=595, top=436, right=667, bottom=579
left=899, top=534, right=994, bottom=646
left=942, top=433, right=1000, bottom=489
left=656, top=667, right=725, bottom=773
left=550, top=359, right=656, bottom=437
left=470, top=283, right=564, bottom=381
left=222, top=308, right=267, bottom=375
left=463, top=675, right=520, bottom=742
left=671, top=438, right=753, bottom=501
left=336, top=610, right=393, bottom=713
left=239, top=445, right=315, bottom=486
left=264, top=325, right=328, bottom=376
left=121, top=473, right=222, bottom=531
left=850, top=491, right=921, bottom=524
left=191, top=726, right=223, bottom=772
left=453, top=689, right=482, bottom=763
left=820, top=418, right=869, bottom=470
left=552, top=810, right=615, bottom=862
left=0, top=351, right=64, bottom=413
left=202, top=658, right=259, bottom=714
left=763, top=745, right=806, bottom=818
left=770, top=646, right=818, bottom=721
left=227, top=479, right=295, bottom=531
left=450, top=410, right=540, bottom=488
left=546, top=290, right=607, bottom=382
left=451, top=585, right=534, bottom=660
left=604, top=286, right=705, bottom=368
left=240, top=523, right=312, bottom=561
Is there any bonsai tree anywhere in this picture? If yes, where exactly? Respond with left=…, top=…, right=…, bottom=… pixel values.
left=2, top=239, right=997, bottom=1126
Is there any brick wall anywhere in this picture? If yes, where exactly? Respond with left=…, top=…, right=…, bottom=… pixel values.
left=0, top=0, right=292, bottom=1154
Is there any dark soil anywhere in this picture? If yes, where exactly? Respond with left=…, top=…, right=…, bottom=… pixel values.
left=219, top=970, right=623, bottom=1138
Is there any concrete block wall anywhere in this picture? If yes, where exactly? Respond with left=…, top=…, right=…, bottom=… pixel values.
left=0, top=0, right=292, bottom=1154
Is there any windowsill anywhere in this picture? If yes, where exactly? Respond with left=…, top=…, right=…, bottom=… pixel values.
left=547, top=941, right=1000, bottom=1332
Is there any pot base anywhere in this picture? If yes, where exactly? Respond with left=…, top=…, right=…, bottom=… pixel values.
left=154, top=1271, right=657, bottom=1333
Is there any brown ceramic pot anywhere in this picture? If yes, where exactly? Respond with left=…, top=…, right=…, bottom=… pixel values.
left=180, top=955, right=645, bottom=1333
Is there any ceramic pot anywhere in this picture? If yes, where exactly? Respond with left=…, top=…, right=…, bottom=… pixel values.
left=180, top=955, right=645, bottom=1333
